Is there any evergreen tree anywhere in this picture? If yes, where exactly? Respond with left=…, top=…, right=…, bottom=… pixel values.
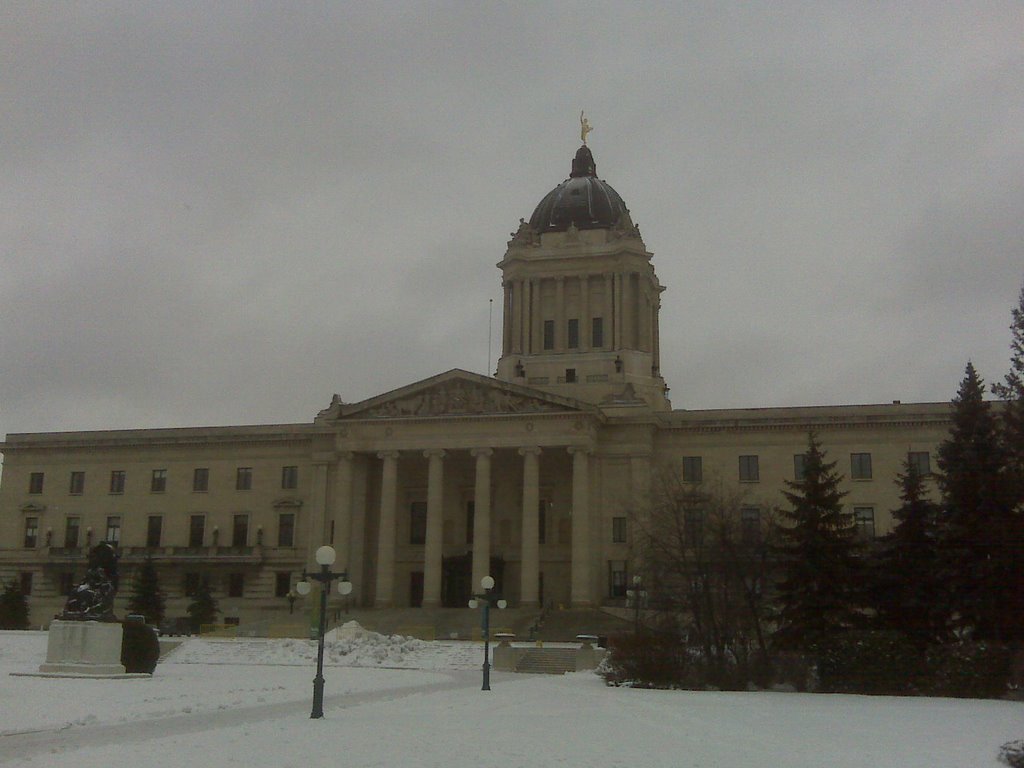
left=936, top=361, right=1020, bottom=642
left=0, top=579, right=30, bottom=630
left=772, top=432, right=863, bottom=650
left=992, top=281, right=1024, bottom=511
left=126, top=558, right=166, bottom=626
left=870, top=454, right=946, bottom=647
left=186, top=579, right=218, bottom=633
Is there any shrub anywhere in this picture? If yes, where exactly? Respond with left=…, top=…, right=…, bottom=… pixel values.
left=121, top=620, right=160, bottom=674
left=925, top=641, right=1011, bottom=699
left=999, top=740, right=1024, bottom=768
left=815, top=630, right=925, bottom=695
left=599, top=632, right=692, bottom=688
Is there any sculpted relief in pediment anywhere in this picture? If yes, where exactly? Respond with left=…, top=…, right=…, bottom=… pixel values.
left=358, top=380, right=566, bottom=419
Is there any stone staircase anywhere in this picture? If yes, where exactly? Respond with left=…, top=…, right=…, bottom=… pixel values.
left=514, top=647, right=578, bottom=675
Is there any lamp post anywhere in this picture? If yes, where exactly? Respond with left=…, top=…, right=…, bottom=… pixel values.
left=468, top=575, right=506, bottom=691
left=295, top=545, right=353, bottom=719
left=626, top=575, right=647, bottom=634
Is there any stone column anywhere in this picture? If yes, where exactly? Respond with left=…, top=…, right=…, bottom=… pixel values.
left=502, top=281, right=512, bottom=355
left=623, top=272, right=635, bottom=349
left=422, top=449, right=446, bottom=608
left=519, top=278, right=529, bottom=354
left=580, top=274, right=590, bottom=350
left=555, top=276, right=565, bottom=351
left=569, top=446, right=592, bottom=607
left=375, top=451, right=400, bottom=607
left=614, top=273, right=624, bottom=349
left=307, top=454, right=332, bottom=566
left=519, top=446, right=542, bottom=608
left=470, top=448, right=493, bottom=591
left=604, top=273, right=615, bottom=349
left=532, top=278, right=544, bottom=353
left=332, top=452, right=354, bottom=571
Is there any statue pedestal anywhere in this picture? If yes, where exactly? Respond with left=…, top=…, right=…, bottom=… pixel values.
left=38, top=620, right=126, bottom=675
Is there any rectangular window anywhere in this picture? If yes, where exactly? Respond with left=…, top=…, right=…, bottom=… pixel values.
left=851, top=453, right=873, bottom=480
left=105, top=516, right=121, bottom=545
left=277, top=513, right=295, bottom=547
left=232, top=514, right=249, bottom=547
left=592, top=317, right=604, bottom=348
left=409, top=502, right=427, bottom=545
left=739, top=455, right=759, bottom=482
left=685, top=509, right=705, bottom=546
left=64, top=517, right=80, bottom=549
left=193, top=467, right=209, bottom=492
left=28, top=472, right=44, bottom=494
left=793, top=454, right=807, bottom=481
left=854, top=506, right=876, bottom=540
left=189, top=515, right=206, bottom=548
left=538, top=499, right=547, bottom=544
left=908, top=451, right=931, bottom=476
left=20, top=572, right=33, bottom=596
left=741, top=507, right=761, bottom=544
left=567, top=318, right=579, bottom=349
left=184, top=572, right=201, bottom=597
left=465, top=501, right=474, bottom=545
left=682, top=456, right=703, bottom=483
left=281, top=466, right=298, bottom=490
left=543, top=320, right=554, bottom=350
left=236, top=467, right=252, bottom=491
left=151, top=469, right=167, bottom=493
left=609, top=561, right=627, bottom=598
left=275, top=572, right=291, bottom=598
left=612, top=516, right=627, bottom=543
left=59, top=572, right=75, bottom=596
left=110, top=470, right=126, bottom=494
left=565, top=368, right=577, bottom=383
left=227, top=573, right=244, bottom=598
left=23, top=517, right=39, bottom=548
left=147, top=516, right=163, bottom=548
left=69, top=471, right=85, bottom=495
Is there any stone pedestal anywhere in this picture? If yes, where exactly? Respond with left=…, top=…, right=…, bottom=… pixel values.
left=39, top=620, right=126, bottom=675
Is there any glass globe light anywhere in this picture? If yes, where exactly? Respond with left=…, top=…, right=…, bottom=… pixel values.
left=315, top=545, right=337, bottom=566
left=481, top=575, right=495, bottom=591
left=295, top=581, right=311, bottom=596
left=497, top=599, right=507, bottom=610
left=338, top=580, right=353, bottom=596
left=468, top=599, right=478, bottom=609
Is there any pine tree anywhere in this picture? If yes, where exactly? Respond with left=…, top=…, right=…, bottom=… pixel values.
left=126, top=558, right=166, bottom=626
left=0, top=579, right=30, bottom=630
left=772, top=432, right=863, bottom=650
left=936, top=361, right=1020, bottom=642
left=992, top=281, right=1024, bottom=511
left=186, top=579, right=218, bottom=634
left=870, top=454, right=946, bottom=647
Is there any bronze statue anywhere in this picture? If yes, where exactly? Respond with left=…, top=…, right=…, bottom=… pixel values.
left=580, top=111, right=593, bottom=145
left=58, top=542, right=119, bottom=621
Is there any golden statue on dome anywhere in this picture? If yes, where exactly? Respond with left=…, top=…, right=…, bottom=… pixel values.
left=580, top=110, right=593, bottom=145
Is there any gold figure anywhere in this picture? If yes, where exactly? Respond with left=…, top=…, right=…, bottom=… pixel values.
left=580, top=111, right=593, bottom=144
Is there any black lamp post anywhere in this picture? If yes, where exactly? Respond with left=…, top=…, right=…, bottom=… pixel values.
left=469, top=575, right=507, bottom=691
left=626, top=574, right=647, bottom=634
left=295, top=545, right=353, bottom=719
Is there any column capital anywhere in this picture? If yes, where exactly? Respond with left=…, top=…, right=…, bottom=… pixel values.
left=423, top=448, right=447, bottom=460
left=469, top=447, right=494, bottom=458
left=312, top=451, right=336, bottom=465
left=567, top=446, right=592, bottom=456
left=377, top=450, right=401, bottom=460
left=518, top=446, right=542, bottom=457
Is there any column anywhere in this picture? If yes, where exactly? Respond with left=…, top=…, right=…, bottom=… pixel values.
left=580, top=274, right=590, bottom=351
left=532, top=278, right=544, bottom=353
left=332, top=452, right=354, bottom=571
left=422, top=449, right=446, bottom=608
left=470, top=448, right=493, bottom=590
left=555, top=277, right=565, bottom=351
left=348, top=457, right=369, bottom=605
left=653, top=295, right=662, bottom=373
left=502, top=281, right=512, bottom=355
left=614, top=273, right=624, bottom=349
left=623, top=272, right=635, bottom=349
left=519, top=446, right=541, bottom=608
left=307, top=454, right=332, bottom=565
left=605, top=273, right=615, bottom=349
left=569, top=447, right=592, bottom=607
left=519, top=278, right=529, bottom=353
left=375, top=451, right=400, bottom=607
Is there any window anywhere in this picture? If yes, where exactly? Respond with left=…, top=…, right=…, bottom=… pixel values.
left=59, top=572, right=75, bottom=596
left=281, top=466, right=298, bottom=490
left=151, top=469, right=167, bottom=493
left=64, top=517, right=81, bottom=549
left=184, top=572, right=202, bottom=597
left=739, top=455, right=759, bottom=482
left=188, top=515, right=206, bottom=548
left=20, top=572, right=32, bottom=596
left=567, top=318, right=579, bottom=349
left=147, top=516, right=163, bottom=548
left=543, top=320, right=554, bottom=350
left=908, top=451, right=931, bottom=476
left=609, top=561, right=627, bottom=598
left=236, top=467, right=253, bottom=491
left=193, top=468, right=209, bottom=492
left=110, top=470, right=126, bottom=494
left=278, top=513, right=295, bottom=547
left=851, top=453, right=873, bottom=480
left=565, top=368, right=577, bottom=383
left=410, top=502, right=427, bottom=545
left=227, top=573, right=244, bottom=598
left=69, top=471, right=85, bottom=495
left=275, top=572, right=291, bottom=598
left=23, top=517, right=38, bottom=548
left=741, top=507, right=761, bottom=544
left=682, top=456, right=703, bottom=483
left=592, top=317, right=604, bottom=348
left=854, top=507, right=876, bottom=540
left=465, top=501, right=474, bottom=545
left=612, top=516, right=627, bottom=543
left=685, top=509, right=705, bottom=546
left=28, top=472, right=44, bottom=494
left=105, top=516, right=121, bottom=545
left=793, top=454, right=807, bottom=481
left=232, top=514, right=249, bottom=547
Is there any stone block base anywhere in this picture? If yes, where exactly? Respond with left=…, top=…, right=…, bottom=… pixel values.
left=39, top=620, right=126, bottom=676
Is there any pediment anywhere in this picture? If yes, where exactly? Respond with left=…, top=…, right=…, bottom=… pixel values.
left=316, top=369, right=592, bottom=422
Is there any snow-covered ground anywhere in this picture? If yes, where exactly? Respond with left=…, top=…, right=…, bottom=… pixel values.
left=1, top=627, right=1020, bottom=767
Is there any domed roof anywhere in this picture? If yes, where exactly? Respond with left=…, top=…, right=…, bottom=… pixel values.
left=528, top=146, right=630, bottom=232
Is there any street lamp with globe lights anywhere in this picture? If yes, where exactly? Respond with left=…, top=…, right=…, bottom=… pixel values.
left=469, top=575, right=506, bottom=691
left=626, top=574, right=647, bottom=634
left=295, top=545, right=353, bottom=719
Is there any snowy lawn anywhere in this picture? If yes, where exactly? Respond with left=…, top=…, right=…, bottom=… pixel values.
left=1, top=628, right=1020, bottom=767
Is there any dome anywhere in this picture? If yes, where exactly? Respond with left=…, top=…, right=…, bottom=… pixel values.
left=528, top=146, right=630, bottom=232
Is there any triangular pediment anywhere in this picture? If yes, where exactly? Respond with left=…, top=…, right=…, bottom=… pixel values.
left=315, top=369, right=594, bottom=422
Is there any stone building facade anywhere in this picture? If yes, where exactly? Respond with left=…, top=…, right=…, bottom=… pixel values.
left=0, top=144, right=952, bottom=626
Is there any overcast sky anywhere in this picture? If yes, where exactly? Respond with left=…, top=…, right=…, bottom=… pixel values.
left=2, top=2, right=1022, bottom=440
